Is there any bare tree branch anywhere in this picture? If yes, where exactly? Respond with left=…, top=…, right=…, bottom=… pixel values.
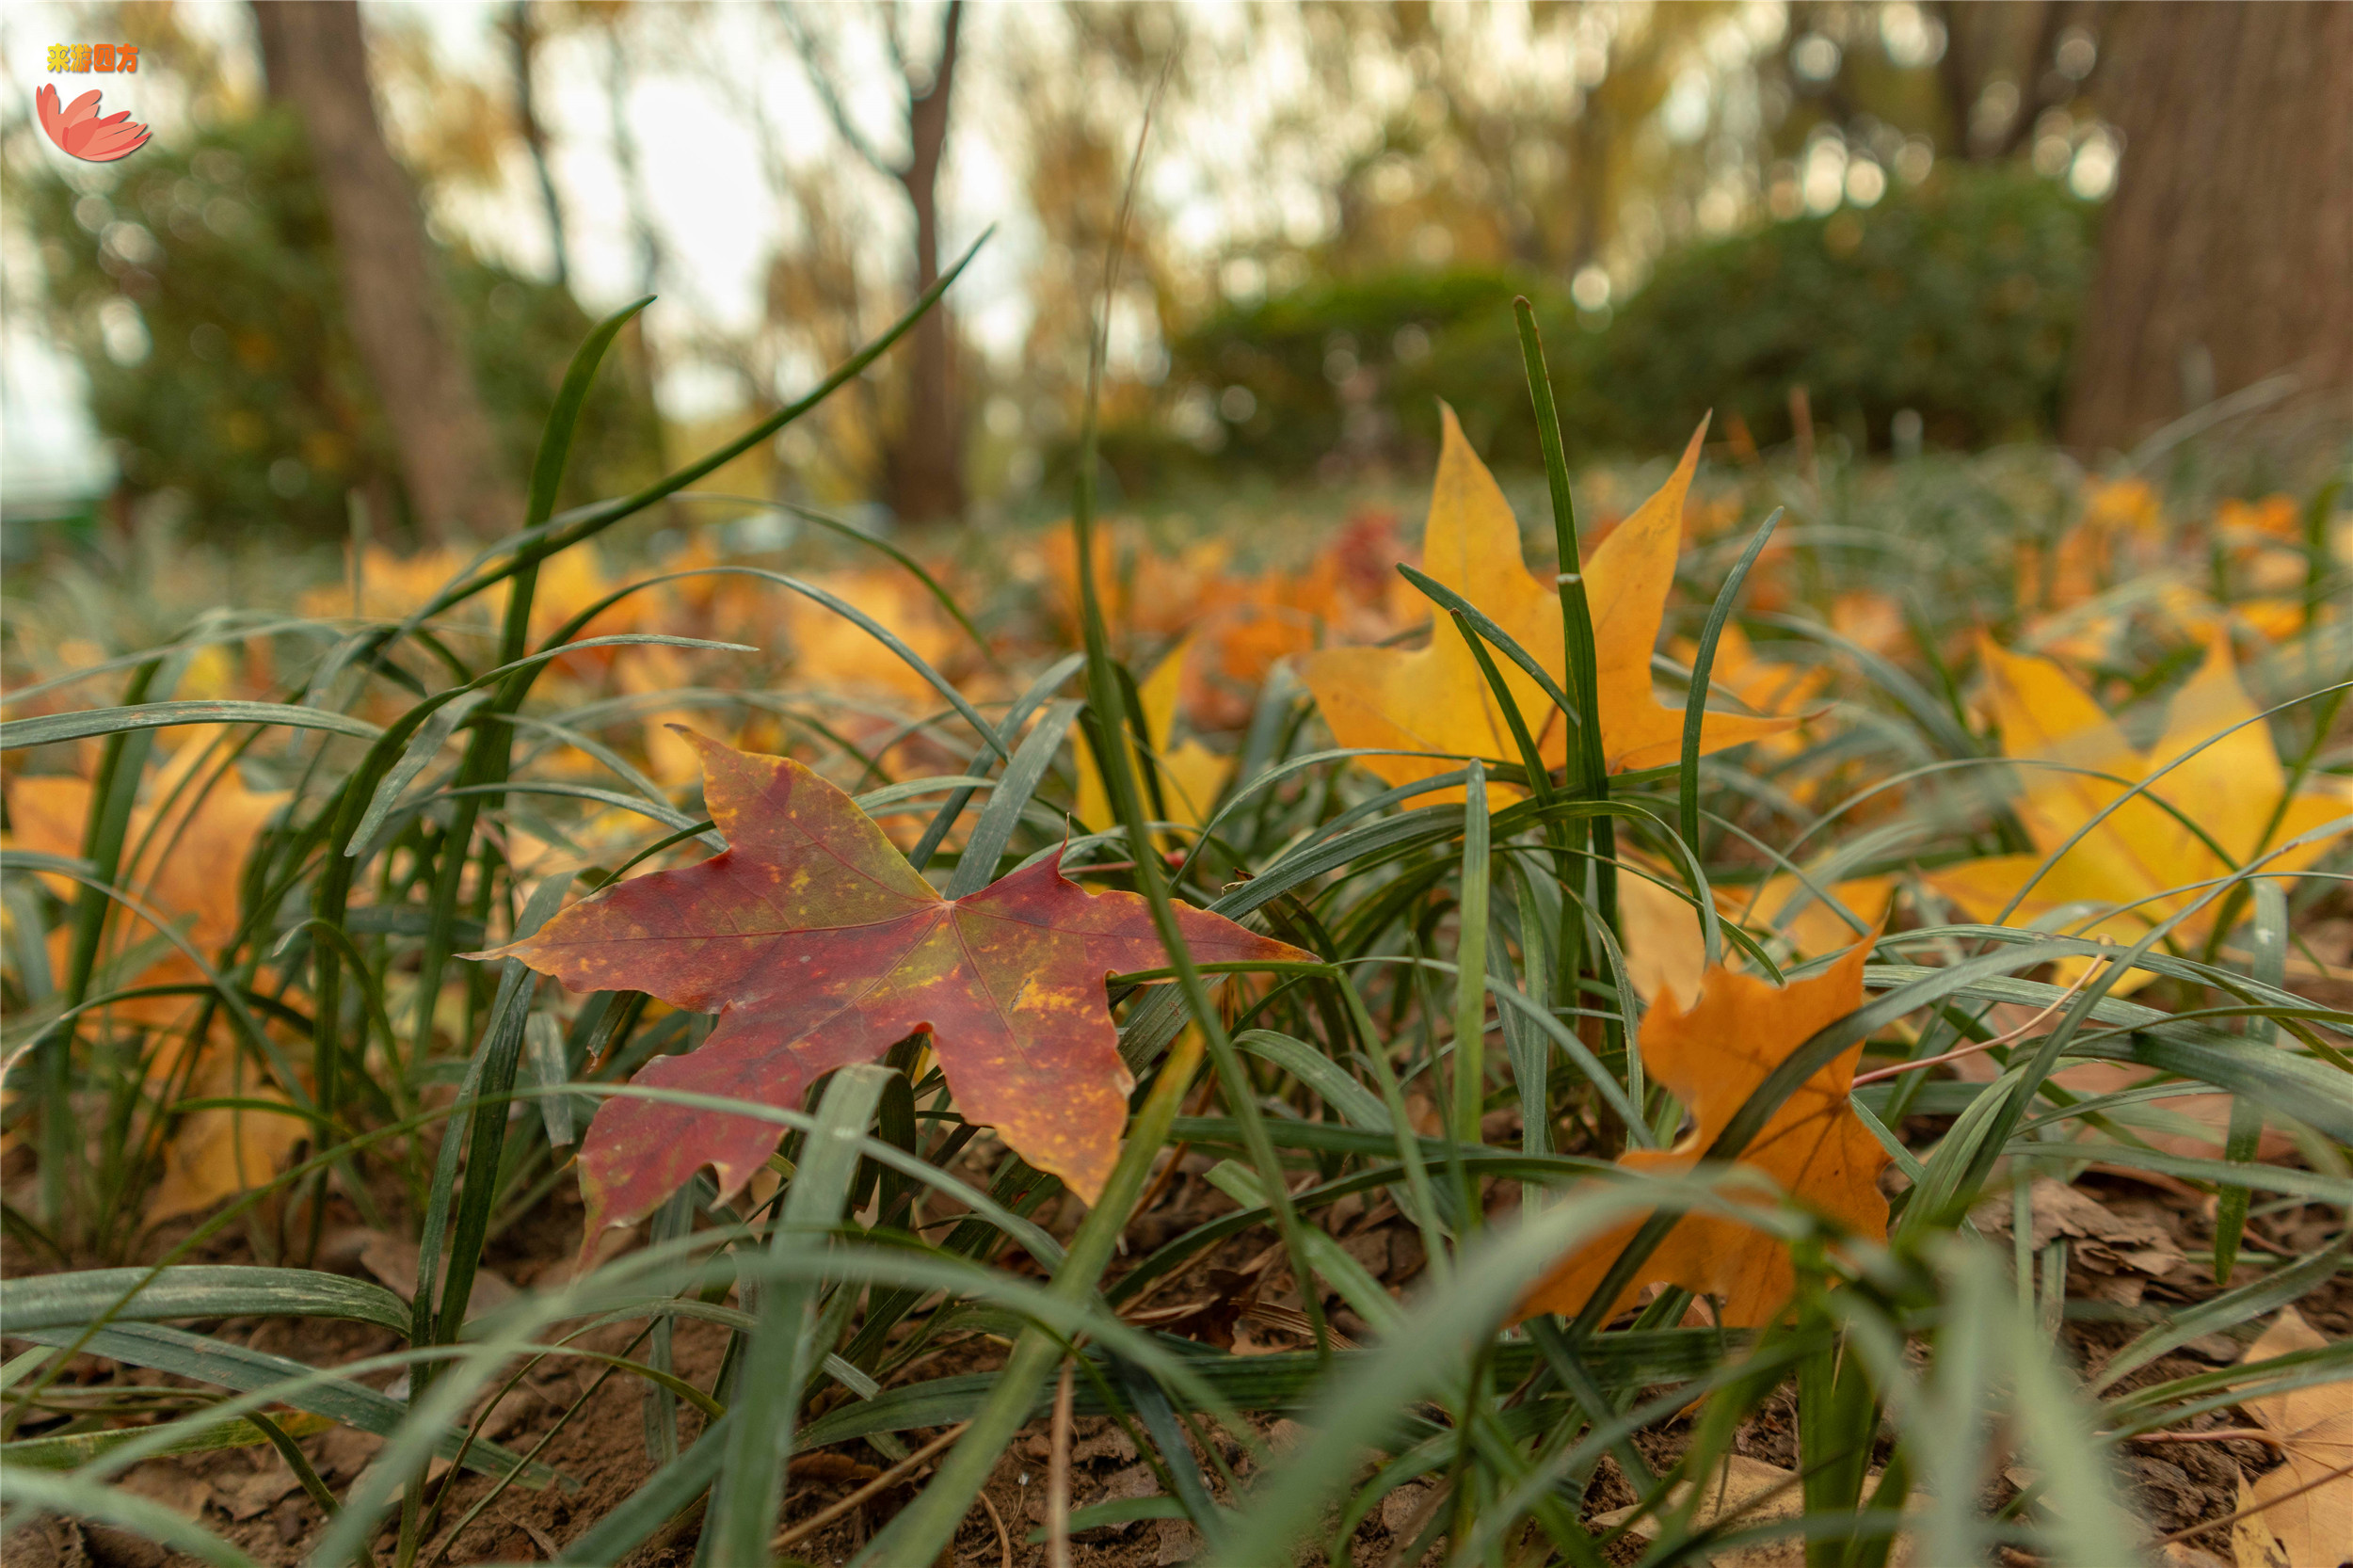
left=774, top=1, right=900, bottom=178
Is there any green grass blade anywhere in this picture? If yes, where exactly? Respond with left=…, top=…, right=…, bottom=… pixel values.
left=848, top=1032, right=1210, bottom=1565
left=0, top=1267, right=408, bottom=1336
left=3, top=1325, right=557, bottom=1485
left=1394, top=564, right=1581, bottom=724
left=944, top=698, right=1083, bottom=898
left=428, top=873, right=575, bottom=1348
left=0, top=698, right=384, bottom=752
left=1679, top=507, right=1783, bottom=851
left=1450, top=758, right=1493, bottom=1185
left=0, top=1410, right=335, bottom=1472
left=707, top=1064, right=893, bottom=1565
left=342, top=689, right=490, bottom=856
left=531, top=296, right=653, bottom=531
left=1232, top=1029, right=1391, bottom=1131
left=2212, top=877, right=2286, bottom=1281
left=2093, top=1235, right=2347, bottom=1397
left=1198, top=1183, right=1669, bottom=1564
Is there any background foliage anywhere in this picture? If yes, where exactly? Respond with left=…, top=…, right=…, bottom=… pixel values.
left=20, top=108, right=661, bottom=542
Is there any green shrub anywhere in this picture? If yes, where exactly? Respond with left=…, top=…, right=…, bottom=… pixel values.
left=1170, top=267, right=1531, bottom=474
left=1165, top=163, right=2094, bottom=476
left=1568, top=159, right=2094, bottom=454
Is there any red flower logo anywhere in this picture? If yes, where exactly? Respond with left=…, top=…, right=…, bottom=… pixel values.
left=37, top=85, right=151, bottom=162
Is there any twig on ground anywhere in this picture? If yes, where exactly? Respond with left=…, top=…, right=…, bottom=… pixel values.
left=771, top=1420, right=971, bottom=1553
left=1855, top=946, right=2114, bottom=1085
left=1048, top=1358, right=1076, bottom=1568
left=975, top=1488, right=1014, bottom=1568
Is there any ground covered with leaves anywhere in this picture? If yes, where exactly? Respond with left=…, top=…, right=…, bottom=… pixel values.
left=2, top=292, right=2349, bottom=1568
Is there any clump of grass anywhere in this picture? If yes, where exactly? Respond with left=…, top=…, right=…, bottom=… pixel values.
left=1, top=239, right=2347, bottom=1568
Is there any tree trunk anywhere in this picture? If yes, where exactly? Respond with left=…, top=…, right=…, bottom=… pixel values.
left=251, top=0, right=520, bottom=541
left=887, top=1, right=965, bottom=525
left=2063, top=2, right=2353, bottom=452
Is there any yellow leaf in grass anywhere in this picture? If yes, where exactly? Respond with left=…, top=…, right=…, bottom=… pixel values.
left=2233, top=1307, right=2353, bottom=1568
left=1618, top=860, right=1892, bottom=1006
left=1922, top=636, right=2350, bottom=991
left=1302, top=408, right=1795, bottom=804
left=1515, top=933, right=1884, bottom=1328
left=1073, top=638, right=1233, bottom=835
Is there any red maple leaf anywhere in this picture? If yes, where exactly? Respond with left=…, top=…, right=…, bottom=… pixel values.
left=485, top=732, right=1310, bottom=1243
left=37, top=86, right=152, bottom=163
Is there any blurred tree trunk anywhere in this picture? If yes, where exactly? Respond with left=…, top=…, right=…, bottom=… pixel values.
left=894, top=2, right=964, bottom=524
left=2064, top=2, right=2353, bottom=451
left=251, top=0, right=519, bottom=542
left=782, top=1, right=967, bottom=524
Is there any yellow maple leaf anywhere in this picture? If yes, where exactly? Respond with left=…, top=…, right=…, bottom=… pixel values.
left=1922, top=635, right=2350, bottom=988
left=1302, top=408, right=1795, bottom=802
left=2233, top=1307, right=2353, bottom=1567
left=1073, top=638, right=1234, bottom=837
left=1515, top=932, right=1884, bottom=1328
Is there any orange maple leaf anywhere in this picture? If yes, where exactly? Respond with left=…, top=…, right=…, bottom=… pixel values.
left=1303, top=408, right=1796, bottom=801
left=1618, top=857, right=1893, bottom=1007
left=1514, top=933, right=1884, bottom=1328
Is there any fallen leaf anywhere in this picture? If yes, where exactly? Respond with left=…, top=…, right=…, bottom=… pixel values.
left=1514, top=933, right=1883, bottom=1327
left=1616, top=857, right=1891, bottom=1007
left=2021, top=478, right=2166, bottom=615
left=783, top=568, right=959, bottom=704
left=3, top=734, right=289, bottom=1032
left=216, top=1463, right=301, bottom=1523
left=2233, top=1471, right=2294, bottom=1568
left=342, top=1229, right=519, bottom=1320
left=1967, top=1177, right=2186, bottom=1307
left=525, top=548, right=646, bottom=669
left=483, top=732, right=1310, bottom=1243
left=1303, top=408, right=1794, bottom=802
left=609, top=641, right=710, bottom=788
left=1672, top=623, right=1831, bottom=732
left=296, top=543, right=480, bottom=624
left=4, top=736, right=306, bottom=1220
left=145, top=1077, right=308, bottom=1226
left=1073, top=638, right=1234, bottom=836
left=2233, top=1306, right=2353, bottom=1567
left=1923, top=636, right=2351, bottom=991
left=1831, top=591, right=1911, bottom=660
left=1033, top=526, right=1230, bottom=648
